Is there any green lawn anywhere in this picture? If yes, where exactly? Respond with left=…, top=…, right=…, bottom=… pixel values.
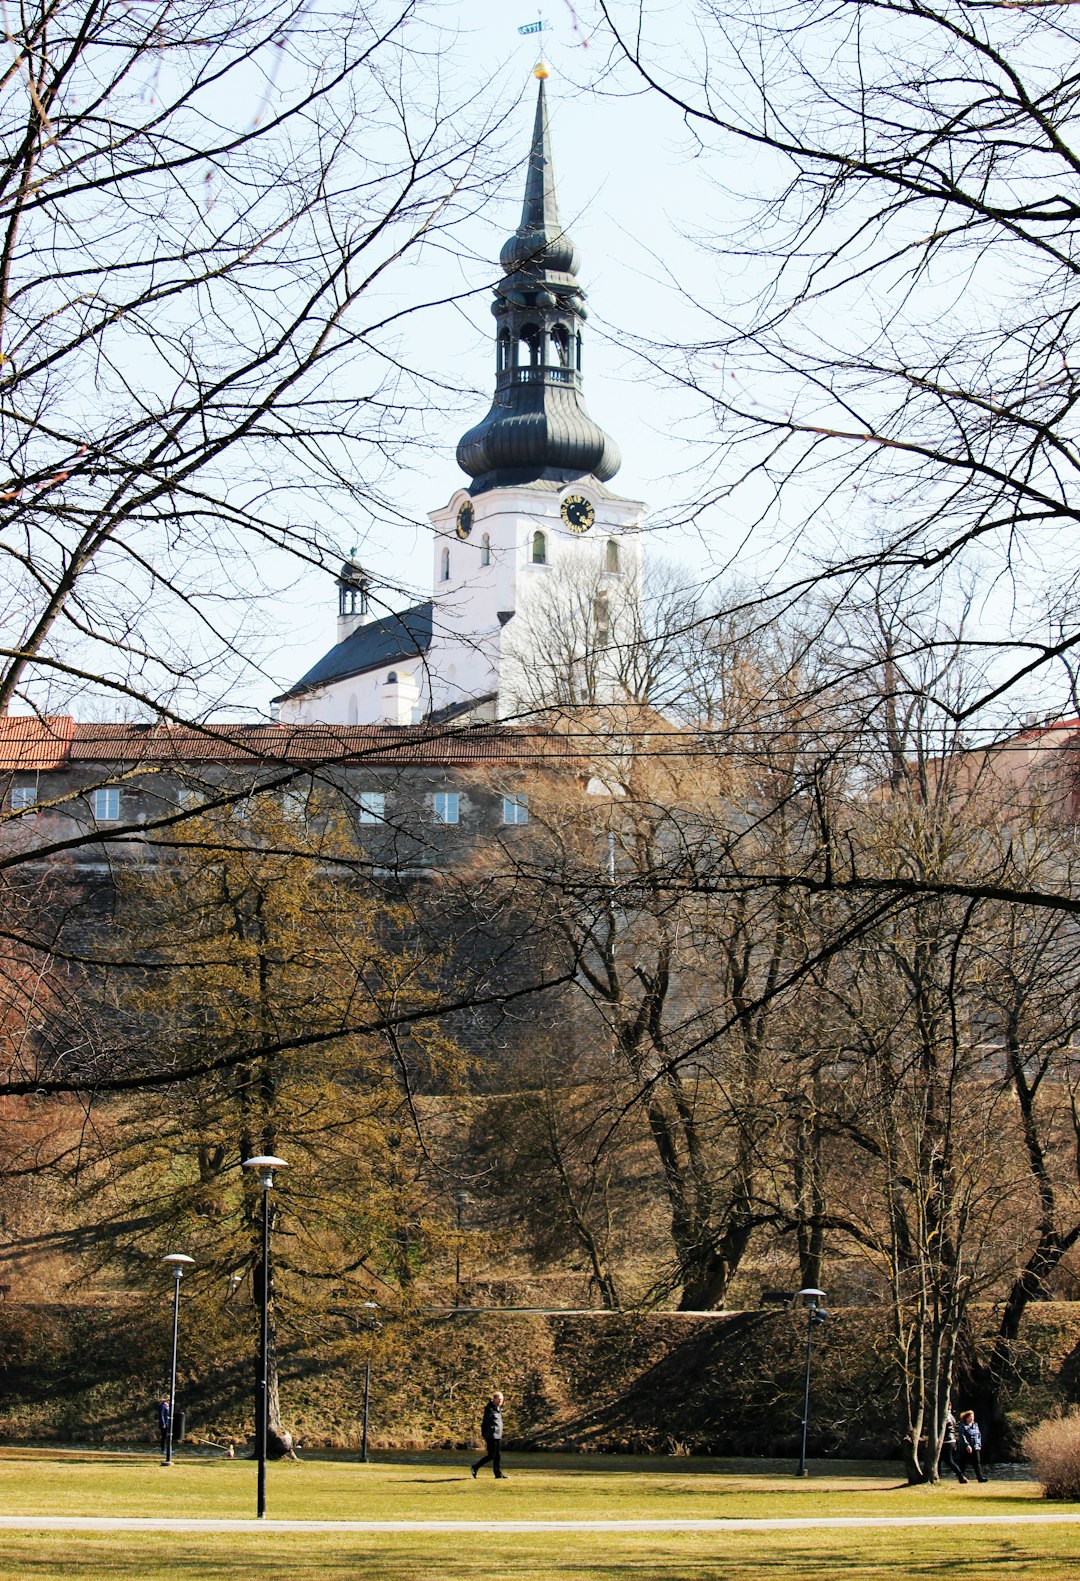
left=0, top=1449, right=1075, bottom=1579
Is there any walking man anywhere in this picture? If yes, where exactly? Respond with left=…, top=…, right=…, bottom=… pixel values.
left=471, top=1391, right=505, bottom=1479
left=158, top=1397, right=171, bottom=1457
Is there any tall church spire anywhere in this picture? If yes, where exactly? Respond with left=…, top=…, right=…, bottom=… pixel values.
left=456, top=72, right=621, bottom=495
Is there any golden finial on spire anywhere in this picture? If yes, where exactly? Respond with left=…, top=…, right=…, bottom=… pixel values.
left=534, top=58, right=550, bottom=79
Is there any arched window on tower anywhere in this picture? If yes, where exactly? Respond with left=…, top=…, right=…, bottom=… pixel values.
left=605, top=538, right=620, bottom=573
left=481, top=532, right=491, bottom=567
left=576, top=332, right=583, bottom=370
left=440, top=546, right=450, bottom=581
left=519, top=324, right=542, bottom=367
left=497, top=330, right=510, bottom=372
left=551, top=324, right=570, bottom=366
left=594, top=592, right=610, bottom=645
left=531, top=530, right=547, bottom=565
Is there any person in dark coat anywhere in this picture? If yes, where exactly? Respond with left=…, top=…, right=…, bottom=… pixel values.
left=940, top=1409, right=965, bottom=1482
left=158, top=1397, right=171, bottom=1456
left=958, top=1410, right=987, bottom=1482
left=471, top=1391, right=505, bottom=1479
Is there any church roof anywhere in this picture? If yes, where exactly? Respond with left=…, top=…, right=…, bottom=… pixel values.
left=273, top=602, right=433, bottom=703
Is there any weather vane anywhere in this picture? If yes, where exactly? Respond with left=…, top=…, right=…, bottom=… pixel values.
left=517, top=18, right=550, bottom=36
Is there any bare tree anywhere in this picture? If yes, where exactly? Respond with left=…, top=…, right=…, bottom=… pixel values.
left=0, top=0, right=504, bottom=728
left=595, top=0, right=1080, bottom=720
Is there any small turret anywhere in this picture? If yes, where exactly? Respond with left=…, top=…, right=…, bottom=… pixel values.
left=336, top=553, right=369, bottom=644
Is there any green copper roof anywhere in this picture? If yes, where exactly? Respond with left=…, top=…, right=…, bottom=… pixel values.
left=456, top=78, right=620, bottom=494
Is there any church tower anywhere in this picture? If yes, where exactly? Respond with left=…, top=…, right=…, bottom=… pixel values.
left=274, top=72, right=645, bottom=727
left=427, top=69, right=645, bottom=722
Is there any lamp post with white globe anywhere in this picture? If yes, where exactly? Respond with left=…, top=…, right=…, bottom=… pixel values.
left=160, top=1253, right=194, bottom=1466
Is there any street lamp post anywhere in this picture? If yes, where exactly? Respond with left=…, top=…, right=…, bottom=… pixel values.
left=796, top=1287, right=828, bottom=1477
left=161, top=1253, right=195, bottom=1467
left=454, top=1190, right=471, bottom=1306
left=242, top=1154, right=288, bottom=1519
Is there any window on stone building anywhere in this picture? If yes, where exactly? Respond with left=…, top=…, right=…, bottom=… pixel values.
left=282, top=783, right=312, bottom=820
left=531, top=530, right=547, bottom=565
left=433, top=791, right=459, bottom=825
left=481, top=533, right=491, bottom=567
left=10, top=783, right=37, bottom=810
left=358, top=791, right=385, bottom=824
left=605, top=538, right=620, bottom=573
left=93, top=787, right=120, bottom=822
left=440, top=547, right=450, bottom=581
left=502, top=795, right=529, bottom=826
left=594, top=592, right=610, bottom=645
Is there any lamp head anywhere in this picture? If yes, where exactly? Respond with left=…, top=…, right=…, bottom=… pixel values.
left=797, top=1287, right=826, bottom=1308
left=242, top=1154, right=288, bottom=1189
left=162, top=1252, right=195, bottom=1279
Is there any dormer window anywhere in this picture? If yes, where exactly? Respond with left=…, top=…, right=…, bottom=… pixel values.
left=531, top=530, right=547, bottom=565
left=605, top=539, right=620, bottom=573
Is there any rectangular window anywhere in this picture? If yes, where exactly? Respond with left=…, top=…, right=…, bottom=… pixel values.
left=10, top=783, right=37, bottom=810
left=281, top=787, right=310, bottom=821
left=502, top=795, right=529, bottom=826
left=432, top=791, right=459, bottom=825
left=358, top=791, right=385, bottom=824
left=92, top=787, right=120, bottom=822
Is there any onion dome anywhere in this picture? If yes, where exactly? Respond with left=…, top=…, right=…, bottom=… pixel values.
left=456, top=77, right=621, bottom=495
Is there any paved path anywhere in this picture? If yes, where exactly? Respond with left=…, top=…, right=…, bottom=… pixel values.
left=1, top=1513, right=1079, bottom=1534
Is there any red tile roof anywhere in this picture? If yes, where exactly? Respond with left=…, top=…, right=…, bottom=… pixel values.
left=0, top=711, right=699, bottom=771
left=0, top=716, right=584, bottom=769
left=0, top=714, right=76, bottom=771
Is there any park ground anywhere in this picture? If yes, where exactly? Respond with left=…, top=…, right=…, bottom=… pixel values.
left=0, top=1449, right=1077, bottom=1579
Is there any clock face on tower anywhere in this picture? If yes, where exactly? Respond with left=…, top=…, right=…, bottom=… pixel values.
left=560, top=494, right=594, bottom=533
left=455, top=500, right=475, bottom=539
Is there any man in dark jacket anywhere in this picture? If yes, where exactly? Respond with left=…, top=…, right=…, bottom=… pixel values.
left=471, top=1392, right=505, bottom=1479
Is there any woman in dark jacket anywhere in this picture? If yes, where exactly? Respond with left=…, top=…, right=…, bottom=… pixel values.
left=958, top=1410, right=987, bottom=1483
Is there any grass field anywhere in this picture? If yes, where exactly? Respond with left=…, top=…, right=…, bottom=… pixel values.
left=0, top=1448, right=1075, bottom=1579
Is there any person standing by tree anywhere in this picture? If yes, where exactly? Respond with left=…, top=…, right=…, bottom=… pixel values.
left=158, top=1398, right=171, bottom=1457
left=471, top=1392, right=506, bottom=1479
left=940, top=1409, right=964, bottom=1484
